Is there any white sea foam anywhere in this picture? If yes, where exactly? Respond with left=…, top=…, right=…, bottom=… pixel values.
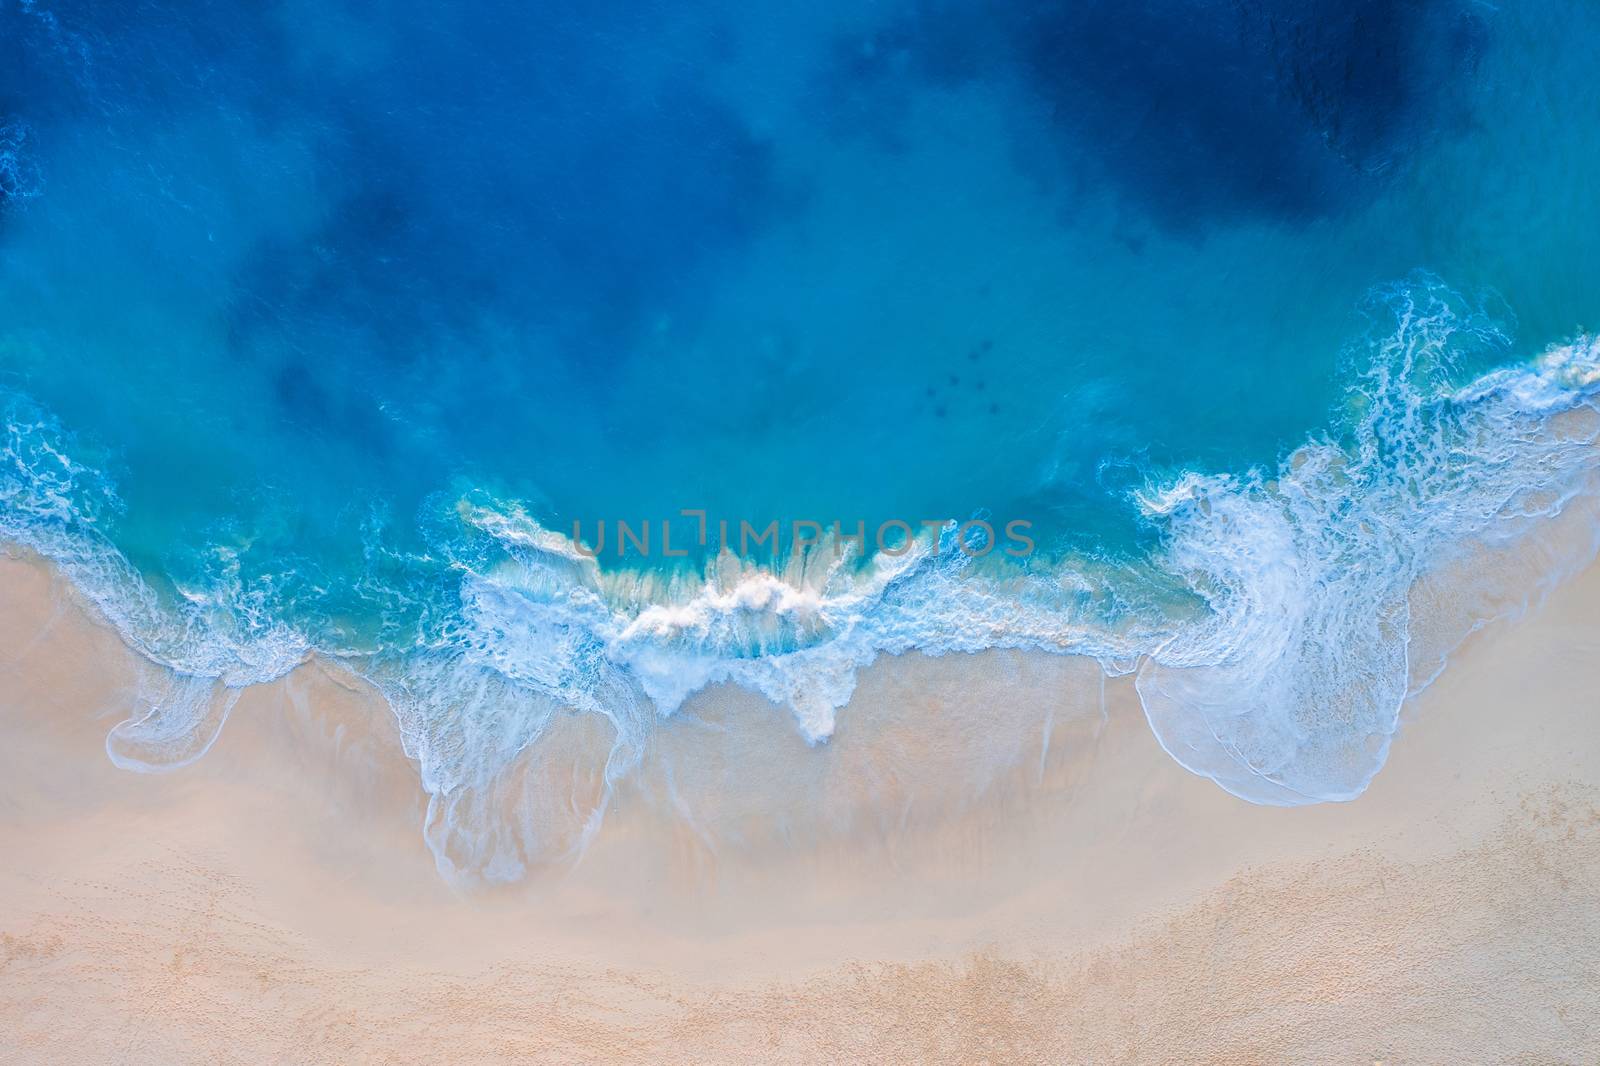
left=1, top=390, right=309, bottom=769
left=1136, top=281, right=1600, bottom=803
left=4, top=277, right=1599, bottom=879
left=376, top=513, right=1147, bottom=877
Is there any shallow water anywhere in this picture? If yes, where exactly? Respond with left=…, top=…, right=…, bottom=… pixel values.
left=3, top=0, right=1600, bottom=878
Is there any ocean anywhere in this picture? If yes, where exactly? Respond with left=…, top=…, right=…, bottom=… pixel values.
left=3, top=0, right=1599, bottom=879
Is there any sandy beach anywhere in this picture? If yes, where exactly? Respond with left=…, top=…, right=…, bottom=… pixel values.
left=9, top=1, right=1600, bottom=1060
left=2, top=535, right=1599, bottom=1064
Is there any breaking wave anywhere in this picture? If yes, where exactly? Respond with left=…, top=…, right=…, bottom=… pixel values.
left=3, top=276, right=1598, bottom=880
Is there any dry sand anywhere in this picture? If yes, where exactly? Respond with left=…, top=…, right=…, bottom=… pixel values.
left=2, top=544, right=1599, bottom=1063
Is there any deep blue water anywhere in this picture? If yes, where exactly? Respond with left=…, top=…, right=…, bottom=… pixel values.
left=4, top=0, right=1600, bottom=878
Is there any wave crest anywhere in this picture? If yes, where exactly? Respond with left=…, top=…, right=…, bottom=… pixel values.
left=4, top=277, right=1599, bottom=878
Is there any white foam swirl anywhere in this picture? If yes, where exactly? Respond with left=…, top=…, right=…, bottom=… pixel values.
left=1136, top=282, right=1600, bottom=803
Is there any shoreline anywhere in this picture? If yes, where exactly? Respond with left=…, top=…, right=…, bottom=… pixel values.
left=3, top=540, right=1600, bottom=1060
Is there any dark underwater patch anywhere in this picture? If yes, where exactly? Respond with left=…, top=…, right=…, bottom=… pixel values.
left=3, top=0, right=786, bottom=393
left=830, top=0, right=1489, bottom=228
left=236, top=3, right=782, bottom=374
left=231, top=75, right=779, bottom=379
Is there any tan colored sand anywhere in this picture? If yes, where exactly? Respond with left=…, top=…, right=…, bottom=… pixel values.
left=1, top=546, right=1598, bottom=1063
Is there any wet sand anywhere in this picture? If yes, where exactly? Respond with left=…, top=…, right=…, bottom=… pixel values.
left=2, top=545, right=1598, bottom=1063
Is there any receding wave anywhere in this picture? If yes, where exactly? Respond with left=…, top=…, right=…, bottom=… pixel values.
left=1136, top=279, right=1600, bottom=803
left=3, top=276, right=1598, bottom=881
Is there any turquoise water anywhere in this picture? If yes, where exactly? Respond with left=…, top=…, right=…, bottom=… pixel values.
left=4, top=0, right=1600, bottom=878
